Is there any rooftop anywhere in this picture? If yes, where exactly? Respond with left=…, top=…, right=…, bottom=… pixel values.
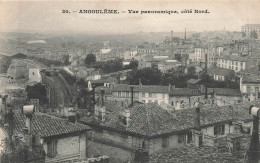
left=207, top=67, right=234, bottom=76
left=12, top=110, right=91, bottom=138
left=218, top=55, right=248, bottom=62
left=80, top=100, right=260, bottom=138
left=201, top=88, right=241, bottom=97
left=149, top=144, right=242, bottom=163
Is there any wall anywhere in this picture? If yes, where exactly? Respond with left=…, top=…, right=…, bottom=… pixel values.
left=169, top=95, right=201, bottom=110
left=43, top=133, right=86, bottom=163
left=29, top=69, right=42, bottom=83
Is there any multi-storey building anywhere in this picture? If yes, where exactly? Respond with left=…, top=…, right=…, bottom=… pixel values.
left=216, top=55, right=247, bottom=72
left=241, top=24, right=260, bottom=39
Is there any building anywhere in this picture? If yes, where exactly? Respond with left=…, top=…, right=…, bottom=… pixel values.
left=80, top=96, right=260, bottom=163
left=110, top=84, right=170, bottom=105
left=207, top=67, right=235, bottom=81
left=241, top=24, right=260, bottom=39
left=217, top=55, right=247, bottom=72
left=0, top=103, right=91, bottom=163
left=157, top=60, right=182, bottom=73
left=29, top=68, right=42, bottom=83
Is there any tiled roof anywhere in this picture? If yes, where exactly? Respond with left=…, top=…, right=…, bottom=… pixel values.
left=242, top=74, right=260, bottom=84
left=12, top=110, right=91, bottom=138
left=207, top=67, right=234, bottom=76
left=201, top=88, right=241, bottom=97
left=112, top=84, right=170, bottom=94
left=170, top=88, right=201, bottom=96
left=80, top=100, right=260, bottom=138
left=149, top=145, right=243, bottom=163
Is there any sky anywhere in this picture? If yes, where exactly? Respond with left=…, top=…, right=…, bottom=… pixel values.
left=0, top=0, right=260, bottom=34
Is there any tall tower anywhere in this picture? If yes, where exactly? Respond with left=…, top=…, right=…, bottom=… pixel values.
left=171, top=30, right=173, bottom=58
left=184, top=28, right=187, bottom=40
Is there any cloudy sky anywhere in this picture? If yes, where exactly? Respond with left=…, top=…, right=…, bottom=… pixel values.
left=0, top=0, right=260, bottom=34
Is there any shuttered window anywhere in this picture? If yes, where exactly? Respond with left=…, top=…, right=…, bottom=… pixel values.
left=47, top=139, right=58, bottom=158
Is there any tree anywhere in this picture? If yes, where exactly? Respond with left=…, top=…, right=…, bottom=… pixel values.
left=25, top=83, right=48, bottom=105
left=250, top=30, right=258, bottom=39
left=242, top=32, right=246, bottom=38
left=187, top=66, right=196, bottom=75
left=125, top=60, right=138, bottom=70
left=85, top=53, right=96, bottom=66
left=126, top=68, right=162, bottom=85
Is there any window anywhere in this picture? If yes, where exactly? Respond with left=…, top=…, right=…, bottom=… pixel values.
left=142, top=100, right=145, bottom=103
left=178, top=133, right=186, bottom=144
left=118, top=92, right=121, bottom=97
left=247, top=86, right=250, bottom=94
left=214, top=124, right=225, bottom=135
left=47, top=139, right=58, bottom=158
left=126, top=92, right=130, bottom=98
left=149, top=93, right=152, bottom=98
left=142, top=93, right=145, bottom=97
left=162, top=136, right=169, bottom=148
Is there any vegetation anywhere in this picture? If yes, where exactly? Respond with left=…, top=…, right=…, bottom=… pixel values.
left=250, top=30, right=258, bottom=39
left=25, top=83, right=48, bottom=105
left=11, top=53, right=27, bottom=59
left=126, top=67, right=162, bottom=85
left=85, top=53, right=96, bottom=66
left=187, top=66, right=196, bottom=75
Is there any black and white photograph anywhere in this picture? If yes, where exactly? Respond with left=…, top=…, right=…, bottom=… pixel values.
left=0, top=0, right=260, bottom=162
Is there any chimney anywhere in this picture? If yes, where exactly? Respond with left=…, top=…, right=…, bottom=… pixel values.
left=125, top=109, right=130, bottom=127
left=22, top=105, right=35, bottom=134
left=255, top=87, right=259, bottom=100
left=200, top=85, right=205, bottom=93
left=101, top=89, right=105, bottom=107
left=99, top=107, right=106, bottom=122
left=168, top=83, right=171, bottom=92
left=139, top=78, right=142, bottom=86
left=67, top=107, right=77, bottom=123
left=171, top=30, right=173, bottom=58
left=130, top=86, right=134, bottom=106
left=248, top=106, right=260, bottom=163
left=193, top=102, right=203, bottom=148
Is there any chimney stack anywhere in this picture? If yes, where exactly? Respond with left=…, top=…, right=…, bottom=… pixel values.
left=125, top=109, right=130, bottom=127
left=193, top=102, right=203, bottom=148
left=248, top=106, right=260, bottom=163
left=22, top=105, right=35, bottom=134
left=130, top=86, right=134, bottom=106
left=101, top=89, right=105, bottom=107
left=255, top=87, right=259, bottom=100
left=171, top=30, right=173, bottom=58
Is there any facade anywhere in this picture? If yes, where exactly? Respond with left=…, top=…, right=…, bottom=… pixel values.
left=3, top=110, right=91, bottom=163
left=207, top=67, right=235, bottom=81
left=241, top=24, right=260, bottom=39
left=29, top=68, right=42, bottom=83
left=217, top=55, right=247, bottom=72
left=80, top=99, right=260, bottom=163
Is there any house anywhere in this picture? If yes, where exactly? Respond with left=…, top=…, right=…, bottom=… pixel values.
left=186, top=79, right=202, bottom=89
left=110, top=84, right=170, bottom=105
left=157, top=60, right=182, bottom=73
left=79, top=94, right=260, bottom=163
left=207, top=67, right=235, bottom=81
left=169, top=88, right=202, bottom=110
left=86, top=71, right=101, bottom=81
left=1, top=104, right=91, bottom=163
left=29, top=68, right=42, bottom=83
left=216, top=55, right=247, bottom=72
left=201, top=87, right=242, bottom=106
